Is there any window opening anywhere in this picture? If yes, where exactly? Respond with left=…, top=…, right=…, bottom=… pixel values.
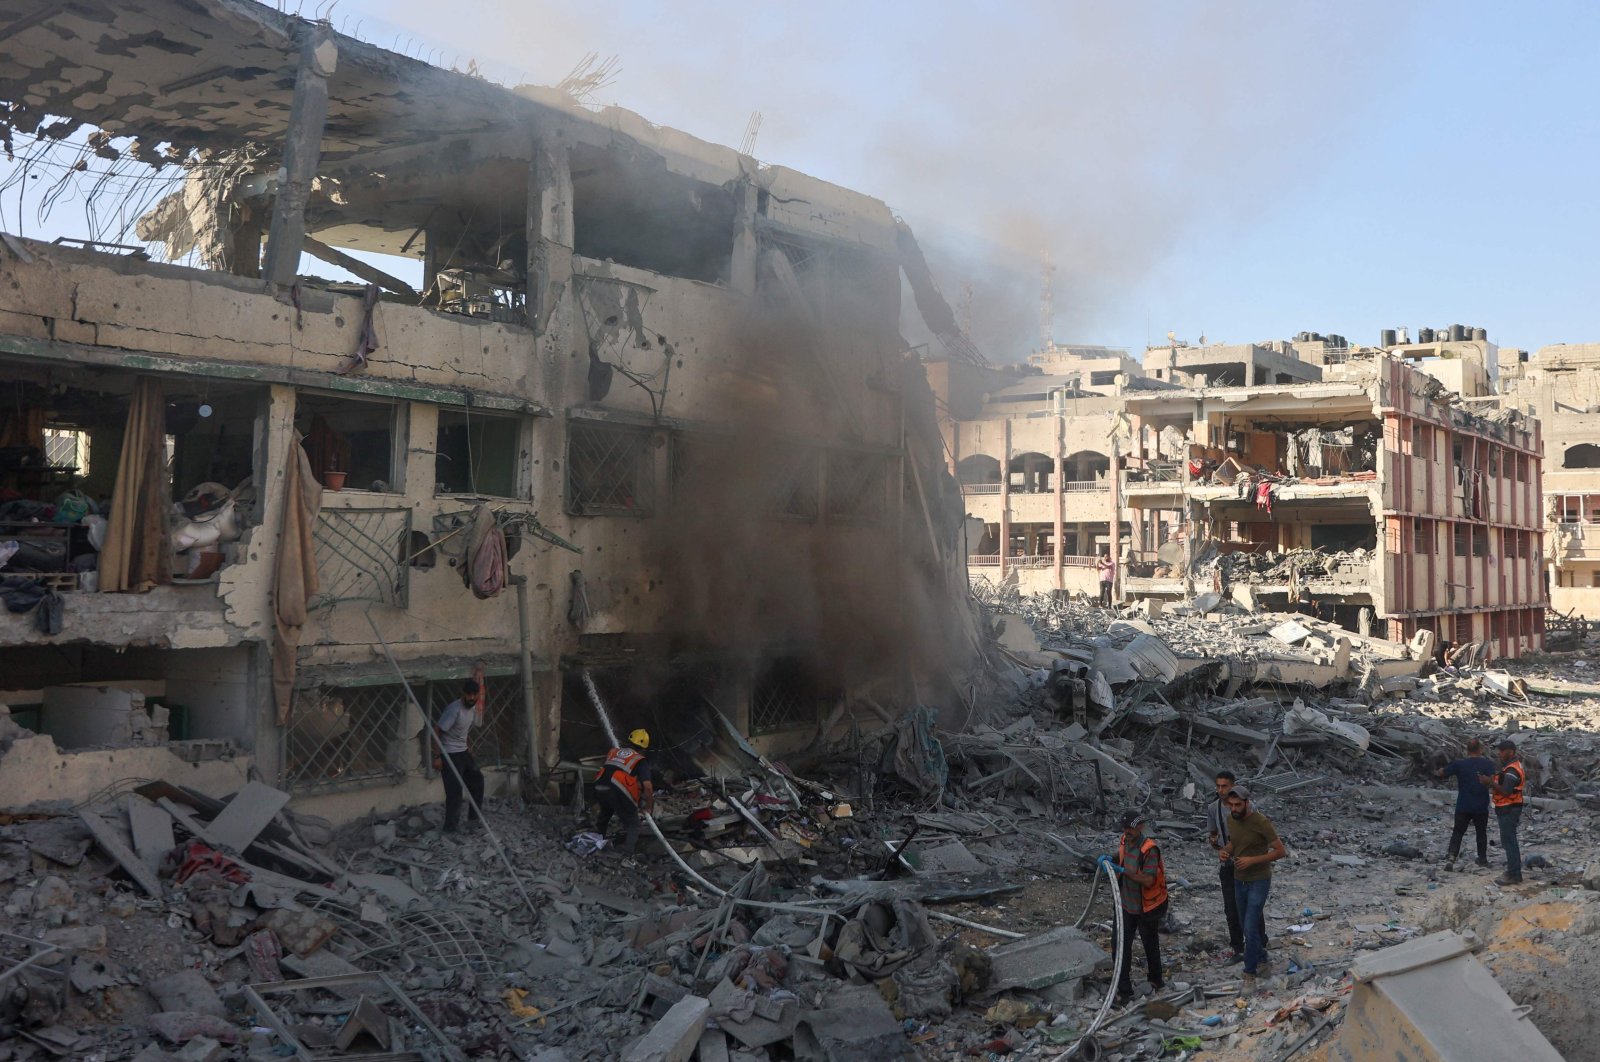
left=436, top=408, right=522, bottom=497
left=295, top=393, right=399, bottom=492
left=750, top=658, right=818, bottom=735
left=567, top=422, right=655, bottom=516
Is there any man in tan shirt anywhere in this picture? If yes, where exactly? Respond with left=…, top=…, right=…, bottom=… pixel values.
left=1217, top=784, right=1285, bottom=984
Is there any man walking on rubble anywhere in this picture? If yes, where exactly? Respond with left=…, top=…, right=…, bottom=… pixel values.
left=1104, top=809, right=1167, bottom=1004
left=1218, top=784, right=1285, bottom=987
left=1479, top=739, right=1527, bottom=885
left=592, top=728, right=655, bottom=855
left=1437, top=738, right=1496, bottom=869
left=1206, top=770, right=1263, bottom=963
left=435, top=679, right=486, bottom=834
left=1097, top=549, right=1116, bottom=608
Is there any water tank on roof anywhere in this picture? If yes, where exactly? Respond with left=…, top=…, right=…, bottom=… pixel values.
left=1381, top=329, right=1397, bottom=347
left=1471, top=327, right=1488, bottom=341
left=1449, top=323, right=1466, bottom=342
left=1418, top=327, right=1435, bottom=343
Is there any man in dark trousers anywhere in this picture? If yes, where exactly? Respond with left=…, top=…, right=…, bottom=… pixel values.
left=1206, top=769, right=1259, bottom=963
left=1218, top=784, right=1285, bottom=988
left=1097, top=549, right=1116, bottom=608
left=592, top=728, right=655, bottom=854
left=434, top=679, right=485, bottom=833
left=1479, top=739, right=1527, bottom=885
left=1437, top=738, right=1496, bottom=869
left=1104, top=809, right=1167, bottom=1004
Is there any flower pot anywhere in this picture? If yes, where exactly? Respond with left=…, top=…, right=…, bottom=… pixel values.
left=322, top=470, right=347, bottom=490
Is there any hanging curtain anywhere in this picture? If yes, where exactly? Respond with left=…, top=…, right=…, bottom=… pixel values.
left=273, top=442, right=323, bottom=725
left=99, top=377, right=171, bottom=593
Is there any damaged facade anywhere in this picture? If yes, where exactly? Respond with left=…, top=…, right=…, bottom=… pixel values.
left=936, top=342, right=1548, bottom=659
left=0, top=0, right=972, bottom=818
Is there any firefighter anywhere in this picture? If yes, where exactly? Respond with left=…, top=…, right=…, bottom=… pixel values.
left=592, top=729, right=654, bottom=854
left=1103, top=809, right=1168, bottom=1002
left=1479, top=738, right=1527, bottom=885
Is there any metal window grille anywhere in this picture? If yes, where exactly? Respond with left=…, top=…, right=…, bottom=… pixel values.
left=310, top=507, right=411, bottom=609
left=767, top=449, right=820, bottom=520
left=42, top=427, right=87, bottom=471
left=826, top=451, right=886, bottom=522
left=567, top=422, right=654, bottom=516
left=750, top=663, right=816, bottom=735
left=283, top=684, right=411, bottom=792
left=431, top=679, right=525, bottom=768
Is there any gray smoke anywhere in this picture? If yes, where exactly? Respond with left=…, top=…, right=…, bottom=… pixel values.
left=368, top=0, right=1418, bottom=359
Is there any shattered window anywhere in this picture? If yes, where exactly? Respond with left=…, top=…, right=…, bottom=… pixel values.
left=1472, top=527, right=1488, bottom=557
left=750, top=658, right=818, bottom=735
left=1453, top=524, right=1469, bottom=557
left=436, top=408, right=523, bottom=498
left=567, top=422, right=655, bottom=516
left=826, top=451, right=887, bottom=523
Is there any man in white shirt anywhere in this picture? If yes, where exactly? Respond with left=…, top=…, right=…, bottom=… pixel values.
left=435, top=679, right=485, bottom=833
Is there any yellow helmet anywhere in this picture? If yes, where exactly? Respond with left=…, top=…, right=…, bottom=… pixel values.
left=628, top=728, right=650, bottom=750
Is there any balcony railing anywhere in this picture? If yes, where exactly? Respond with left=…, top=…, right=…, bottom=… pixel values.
left=968, top=554, right=1100, bottom=569
left=960, top=481, right=1107, bottom=495
left=969, top=554, right=1000, bottom=566
left=960, top=483, right=1002, bottom=495
left=1063, top=480, right=1108, bottom=493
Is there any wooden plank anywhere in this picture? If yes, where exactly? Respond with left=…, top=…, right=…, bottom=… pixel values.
left=126, top=798, right=176, bottom=873
left=206, top=781, right=292, bottom=853
left=76, top=810, right=163, bottom=898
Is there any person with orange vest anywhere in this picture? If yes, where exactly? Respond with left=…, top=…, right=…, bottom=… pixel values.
left=1102, top=809, right=1168, bottom=1003
left=1478, top=738, right=1526, bottom=885
left=592, top=729, right=655, bottom=854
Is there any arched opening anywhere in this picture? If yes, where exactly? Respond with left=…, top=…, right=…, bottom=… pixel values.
left=1008, top=451, right=1052, bottom=493
left=1064, top=449, right=1110, bottom=488
left=955, top=454, right=1002, bottom=491
left=1564, top=443, right=1600, bottom=470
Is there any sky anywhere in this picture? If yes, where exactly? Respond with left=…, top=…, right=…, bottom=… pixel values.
left=6, top=0, right=1597, bottom=362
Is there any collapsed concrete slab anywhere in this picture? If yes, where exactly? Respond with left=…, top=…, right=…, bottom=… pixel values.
left=1331, top=931, right=1564, bottom=1062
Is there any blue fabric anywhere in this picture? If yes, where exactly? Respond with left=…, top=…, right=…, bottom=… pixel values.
left=1233, top=877, right=1271, bottom=974
left=1442, top=755, right=1496, bottom=812
left=1497, top=804, right=1523, bottom=878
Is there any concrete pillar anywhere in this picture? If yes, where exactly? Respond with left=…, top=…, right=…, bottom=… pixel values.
left=527, top=135, right=574, bottom=333
left=999, top=420, right=1011, bottom=579
left=1053, top=414, right=1065, bottom=591
left=729, top=180, right=758, bottom=295
left=262, top=26, right=337, bottom=287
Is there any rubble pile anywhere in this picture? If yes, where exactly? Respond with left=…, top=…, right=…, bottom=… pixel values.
left=7, top=599, right=1600, bottom=1059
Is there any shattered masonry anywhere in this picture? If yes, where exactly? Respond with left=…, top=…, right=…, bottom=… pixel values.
left=0, top=0, right=975, bottom=817
left=937, top=335, right=1551, bottom=658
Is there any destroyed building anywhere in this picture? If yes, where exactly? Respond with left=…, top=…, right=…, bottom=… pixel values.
left=926, top=349, right=1127, bottom=598
left=1125, top=355, right=1547, bottom=655
left=0, top=0, right=974, bottom=819
left=1499, top=341, right=1600, bottom=618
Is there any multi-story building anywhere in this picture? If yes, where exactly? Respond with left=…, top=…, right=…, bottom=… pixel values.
left=1120, top=355, right=1545, bottom=656
left=1143, top=338, right=1325, bottom=387
left=1498, top=342, right=1600, bottom=617
left=0, top=0, right=969, bottom=817
left=928, top=350, right=1131, bottom=597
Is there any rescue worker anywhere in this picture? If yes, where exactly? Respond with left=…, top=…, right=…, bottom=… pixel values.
left=593, top=729, right=655, bottom=854
left=1479, top=738, right=1526, bottom=885
left=1103, top=809, right=1167, bottom=1003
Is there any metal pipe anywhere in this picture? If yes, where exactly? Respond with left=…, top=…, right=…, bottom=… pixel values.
left=362, top=607, right=541, bottom=922
left=510, top=575, right=541, bottom=788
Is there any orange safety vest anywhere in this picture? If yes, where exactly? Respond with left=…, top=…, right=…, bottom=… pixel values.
left=1117, top=836, right=1169, bottom=912
left=1491, top=759, right=1525, bottom=809
left=595, top=747, right=645, bottom=805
